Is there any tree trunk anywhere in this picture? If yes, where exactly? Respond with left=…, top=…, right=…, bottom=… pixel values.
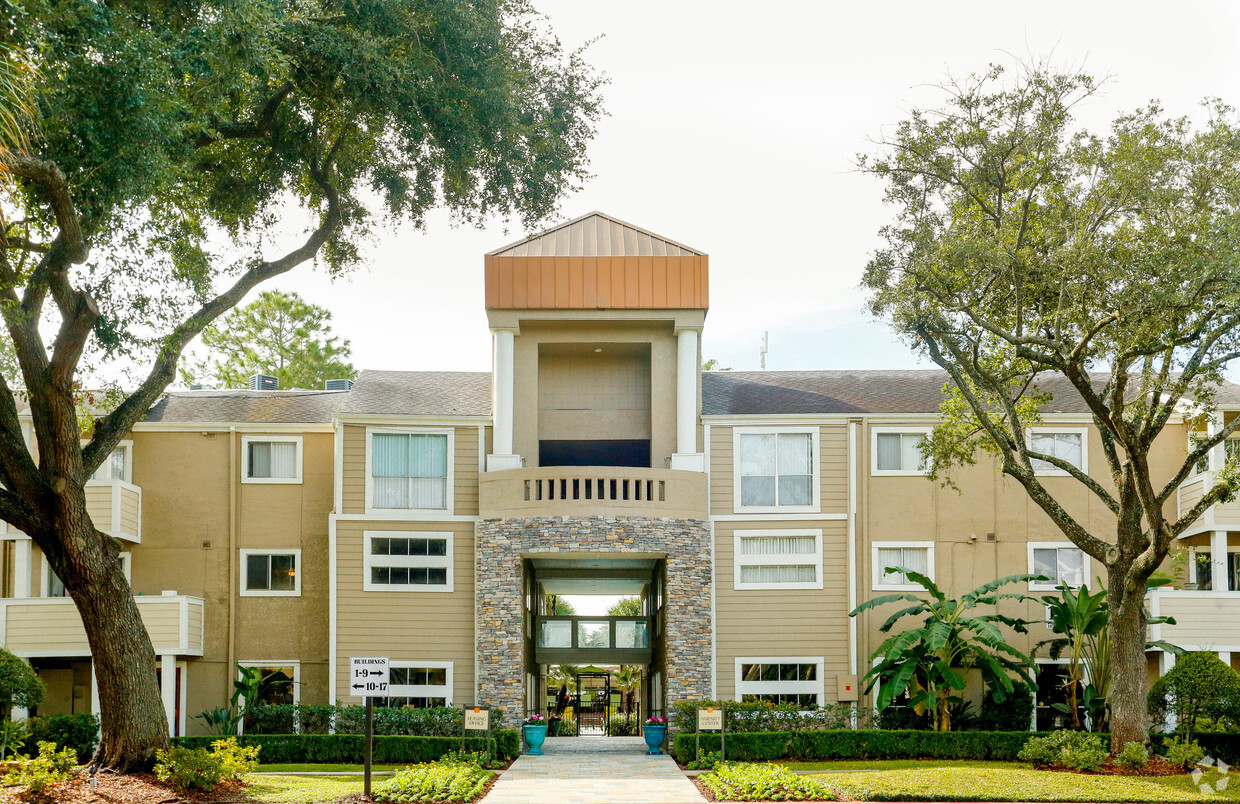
left=49, top=503, right=168, bottom=770
left=1107, top=573, right=1150, bottom=751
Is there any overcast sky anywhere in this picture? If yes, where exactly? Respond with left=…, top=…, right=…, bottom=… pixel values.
left=253, top=0, right=1240, bottom=378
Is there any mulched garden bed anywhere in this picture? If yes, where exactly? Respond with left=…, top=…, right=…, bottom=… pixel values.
left=0, top=771, right=245, bottom=804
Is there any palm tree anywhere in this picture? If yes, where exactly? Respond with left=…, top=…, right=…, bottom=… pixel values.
left=851, top=569, right=1039, bottom=732
left=612, top=665, right=642, bottom=714
left=607, top=596, right=642, bottom=616
left=0, top=42, right=36, bottom=164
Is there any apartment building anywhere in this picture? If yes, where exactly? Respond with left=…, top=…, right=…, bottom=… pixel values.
left=2, top=212, right=1238, bottom=736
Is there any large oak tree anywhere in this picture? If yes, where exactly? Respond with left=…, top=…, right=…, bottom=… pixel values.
left=0, top=0, right=602, bottom=769
left=860, top=64, right=1240, bottom=748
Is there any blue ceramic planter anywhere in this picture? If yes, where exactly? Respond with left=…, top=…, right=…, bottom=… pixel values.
left=523, top=723, right=548, bottom=755
left=642, top=724, right=667, bottom=755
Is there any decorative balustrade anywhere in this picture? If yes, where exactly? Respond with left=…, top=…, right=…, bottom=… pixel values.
left=479, top=466, right=707, bottom=519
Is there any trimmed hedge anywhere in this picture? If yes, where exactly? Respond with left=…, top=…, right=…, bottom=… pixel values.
left=172, top=731, right=520, bottom=763
left=244, top=704, right=505, bottom=736
left=672, top=730, right=1036, bottom=764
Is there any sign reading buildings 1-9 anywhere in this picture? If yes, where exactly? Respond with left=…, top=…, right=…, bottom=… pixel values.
left=350, top=657, right=390, bottom=696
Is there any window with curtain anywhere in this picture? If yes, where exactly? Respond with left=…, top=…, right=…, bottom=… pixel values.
left=735, top=531, right=821, bottom=589
left=364, top=533, right=452, bottom=590
left=247, top=441, right=298, bottom=479
left=47, top=567, right=67, bottom=597
left=1029, top=432, right=1084, bottom=472
left=738, top=432, right=813, bottom=507
left=1030, top=546, right=1086, bottom=589
left=875, top=432, right=927, bottom=473
left=372, top=433, right=448, bottom=509
left=90, top=447, right=127, bottom=482
left=874, top=545, right=931, bottom=588
left=243, top=552, right=298, bottom=593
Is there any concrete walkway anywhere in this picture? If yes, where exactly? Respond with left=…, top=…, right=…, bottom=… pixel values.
left=480, top=736, right=705, bottom=804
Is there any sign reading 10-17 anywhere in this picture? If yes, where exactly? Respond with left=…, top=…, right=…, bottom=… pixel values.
left=350, top=657, right=390, bottom=696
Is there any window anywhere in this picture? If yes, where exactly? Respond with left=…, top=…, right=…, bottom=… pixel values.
left=1035, top=663, right=1082, bottom=731
left=240, top=550, right=301, bottom=596
left=1028, top=544, right=1087, bottom=590
left=363, top=532, right=453, bottom=592
left=1027, top=428, right=1086, bottom=474
left=238, top=664, right=298, bottom=705
left=1194, top=439, right=1240, bottom=475
left=733, top=428, right=819, bottom=512
left=734, top=529, right=823, bottom=590
left=1190, top=548, right=1240, bottom=591
left=872, top=542, right=934, bottom=590
left=369, top=431, right=450, bottom=511
left=373, top=662, right=452, bottom=708
left=871, top=428, right=932, bottom=475
left=89, top=444, right=131, bottom=483
left=735, top=658, right=824, bottom=707
left=242, top=436, right=302, bottom=483
left=42, top=553, right=130, bottom=597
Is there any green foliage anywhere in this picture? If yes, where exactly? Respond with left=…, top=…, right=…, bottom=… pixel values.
left=1017, top=730, right=1107, bottom=771
left=154, top=737, right=259, bottom=792
left=1159, top=735, right=1205, bottom=769
left=372, top=760, right=492, bottom=803
left=607, top=714, right=640, bottom=736
left=556, top=715, right=576, bottom=735
left=0, top=719, right=29, bottom=760
left=0, top=42, right=36, bottom=158
left=672, top=700, right=863, bottom=734
left=211, top=737, right=260, bottom=779
left=976, top=688, right=1034, bottom=732
left=851, top=572, right=1038, bottom=731
left=439, top=750, right=504, bottom=770
left=10, top=741, right=77, bottom=794
left=243, top=704, right=501, bottom=736
left=24, top=714, right=99, bottom=763
left=0, top=648, right=45, bottom=711
left=686, top=750, right=721, bottom=770
left=195, top=707, right=241, bottom=736
left=606, top=597, right=642, bottom=617
left=192, top=290, right=354, bottom=390
left=171, top=731, right=520, bottom=763
left=1115, top=741, right=1149, bottom=769
left=673, top=730, right=1037, bottom=764
left=1148, top=652, right=1240, bottom=740
left=700, top=762, right=835, bottom=801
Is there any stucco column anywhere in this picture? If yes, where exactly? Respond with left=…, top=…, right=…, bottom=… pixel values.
left=671, top=329, right=704, bottom=471
left=160, top=655, right=177, bottom=737
left=13, top=539, right=30, bottom=598
left=487, top=329, right=521, bottom=472
left=1212, top=530, right=1229, bottom=591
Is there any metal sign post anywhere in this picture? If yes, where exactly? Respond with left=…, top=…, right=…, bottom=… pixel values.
left=696, top=704, right=726, bottom=763
left=351, top=657, right=390, bottom=798
left=462, top=706, right=492, bottom=762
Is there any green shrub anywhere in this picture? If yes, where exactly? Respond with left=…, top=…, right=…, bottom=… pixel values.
left=1148, top=652, right=1240, bottom=740
left=874, top=707, right=932, bottom=731
left=607, top=714, right=639, bottom=736
left=10, top=741, right=78, bottom=793
left=673, top=729, right=1035, bottom=764
left=672, top=700, right=858, bottom=733
left=701, top=761, right=834, bottom=801
left=1115, top=741, right=1148, bottom=769
left=25, top=713, right=98, bottom=762
left=686, top=750, right=721, bottom=770
left=556, top=715, right=576, bottom=735
left=372, top=761, right=491, bottom=803
left=244, top=704, right=504, bottom=736
left=1017, top=730, right=1107, bottom=771
left=171, top=731, right=520, bottom=763
left=0, top=649, right=46, bottom=712
left=975, top=689, right=1035, bottom=732
left=1160, top=735, right=1205, bottom=769
left=439, top=750, right=504, bottom=770
left=155, top=746, right=224, bottom=793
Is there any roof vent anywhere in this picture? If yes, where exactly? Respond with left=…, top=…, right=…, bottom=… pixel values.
left=248, top=374, right=279, bottom=391
left=188, top=383, right=216, bottom=391
left=324, top=378, right=355, bottom=391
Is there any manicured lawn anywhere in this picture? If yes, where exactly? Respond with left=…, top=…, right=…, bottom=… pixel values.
left=779, top=759, right=1027, bottom=772
left=817, top=765, right=1237, bottom=802
left=256, top=763, right=403, bottom=773
left=242, top=774, right=364, bottom=803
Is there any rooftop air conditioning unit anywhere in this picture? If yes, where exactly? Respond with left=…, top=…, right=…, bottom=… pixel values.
left=324, top=378, right=355, bottom=391
left=188, top=383, right=216, bottom=391
left=248, top=374, right=279, bottom=391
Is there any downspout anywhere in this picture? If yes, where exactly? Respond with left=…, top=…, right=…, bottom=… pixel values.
left=848, top=420, right=859, bottom=727
left=228, top=426, right=238, bottom=710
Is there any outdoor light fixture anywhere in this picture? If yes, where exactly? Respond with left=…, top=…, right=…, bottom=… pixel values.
left=594, top=348, right=603, bottom=352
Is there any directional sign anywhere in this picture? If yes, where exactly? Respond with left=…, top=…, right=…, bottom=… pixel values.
left=350, top=657, right=390, bottom=697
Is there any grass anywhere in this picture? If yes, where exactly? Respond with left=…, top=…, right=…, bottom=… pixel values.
left=816, top=765, right=1239, bottom=802
left=242, top=774, right=364, bottom=803
left=779, top=759, right=1027, bottom=772
left=256, top=763, right=403, bottom=773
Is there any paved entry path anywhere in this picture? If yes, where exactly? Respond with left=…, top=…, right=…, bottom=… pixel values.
left=480, top=736, right=706, bottom=804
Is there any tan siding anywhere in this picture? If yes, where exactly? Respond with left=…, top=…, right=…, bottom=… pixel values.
left=120, top=487, right=140, bottom=535
left=1159, top=596, right=1240, bottom=645
left=188, top=600, right=204, bottom=650
left=3, top=597, right=197, bottom=656
left=709, top=425, right=733, bottom=513
left=335, top=520, right=476, bottom=706
left=342, top=425, right=366, bottom=514
left=454, top=427, right=479, bottom=516
left=820, top=425, right=848, bottom=513
left=84, top=485, right=112, bottom=530
left=1179, top=476, right=1206, bottom=522
left=714, top=520, right=851, bottom=702
left=1215, top=501, right=1240, bottom=527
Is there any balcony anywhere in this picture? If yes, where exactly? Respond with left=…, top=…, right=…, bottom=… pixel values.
left=1148, top=588, right=1240, bottom=649
left=533, top=615, right=652, bottom=664
left=0, top=593, right=203, bottom=657
left=85, top=480, right=142, bottom=543
left=479, top=466, right=707, bottom=519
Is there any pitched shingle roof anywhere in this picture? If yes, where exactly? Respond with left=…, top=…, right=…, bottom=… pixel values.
left=340, top=370, right=491, bottom=417
left=144, top=389, right=348, bottom=423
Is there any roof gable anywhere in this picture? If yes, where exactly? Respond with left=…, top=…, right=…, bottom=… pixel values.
left=487, top=211, right=705, bottom=258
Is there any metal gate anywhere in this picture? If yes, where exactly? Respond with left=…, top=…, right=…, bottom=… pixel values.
left=575, top=672, right=611, bottom=736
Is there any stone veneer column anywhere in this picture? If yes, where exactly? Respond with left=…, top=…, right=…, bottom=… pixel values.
left=475, top=516, right=713, bottom=726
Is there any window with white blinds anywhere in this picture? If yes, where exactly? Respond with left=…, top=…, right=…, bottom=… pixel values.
left=873, top=542, right=934, bottom=590
left=1027, top=429, right=1086, bottom=474
left=1029, top=544, right=1087, bottom=589
left=733, top=428, right=819, bottom=511
left=734, top=529, right=823, bottom=590
left=871, top=428, right=932, bottom=475
left=89, top=445, right=130, bottom=483
left=370, top=432, right=449, bottom=510
left=242, top=436, right=301, bottom=483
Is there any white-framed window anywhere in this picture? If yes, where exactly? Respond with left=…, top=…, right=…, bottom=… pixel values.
left=735, top=657, right=824, bottom=707
left=44, top=552, right=130, bottom=597
left=363, top=531, right=453, bottom=592
left=1026, top=427, right=1087, bottom=475
left=732, top=427, right=820, bottom=513
left=871, top=427, right=932, bottom=476
left=733, top=529, right=823, bottom=590
left=374, top=662, right=453, bottom=708
left=241, top=436, right=302, bottom=484
left=366, top=429, right=453, bottom=512
left=240, top=549, right=301, bottom=596
left=872, top=542, right=934, bottom=591
left=1191, top=436, right=1240, bottom=475
left=88, top=441, right=132, bottom=484
left=1028, top=543, right=1087, bottom=590
left=237, top=661, right=300, bottom=705
left=1189, top=546, right=1240, bottom=591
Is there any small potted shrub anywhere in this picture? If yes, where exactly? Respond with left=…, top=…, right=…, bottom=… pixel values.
left=642, top=715, right=667, bottom=755
left=547, top=713, right=562, bottom=737
left=522, top=714, right=548, bottom=755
